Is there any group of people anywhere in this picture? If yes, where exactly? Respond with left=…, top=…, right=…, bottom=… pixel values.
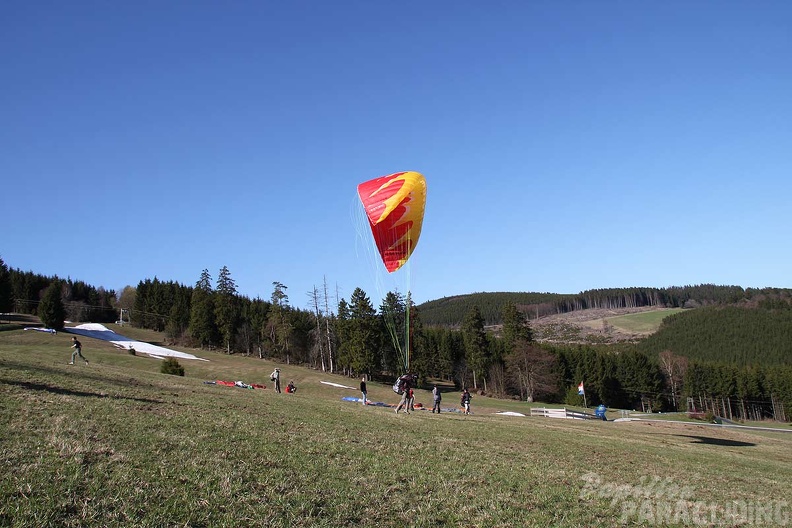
left=65, top=339, right=470, bottom=414
left=270, top=368, right=296, bottom=394
left=390, top=375, right=472, bottom=415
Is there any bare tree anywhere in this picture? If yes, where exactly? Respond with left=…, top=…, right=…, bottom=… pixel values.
left=506, top=340, right=558, bottom=402
left=659, top=350, right=688, bottom=410
left=309, top=285, right=327, bottom=371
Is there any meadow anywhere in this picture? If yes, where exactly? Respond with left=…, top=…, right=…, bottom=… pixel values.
left=606, top=309, right=687, bottom=334
left=1, top=324, right=790, bottom=527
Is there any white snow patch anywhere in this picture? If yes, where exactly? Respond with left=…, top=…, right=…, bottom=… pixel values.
left=63, top=323, right=208, bottom=361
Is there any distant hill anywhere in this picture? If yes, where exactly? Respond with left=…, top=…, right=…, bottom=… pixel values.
left=637, top=303, right=792, bottom=366
left=416, top=288, right=792, bottom=368
left=417, top=285, right=792, bottom=327
left=529, top=306, right=685, bottom=345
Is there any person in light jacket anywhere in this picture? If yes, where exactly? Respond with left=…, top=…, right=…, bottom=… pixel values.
left=431, top=384, right=442, bottom=414
left=271, top=368, right=281, bottom=393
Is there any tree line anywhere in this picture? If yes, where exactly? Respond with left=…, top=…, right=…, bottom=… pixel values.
left=638, top=302, right=792, bottom=366
left=417, top=285, right=792, bottom=326
left=2, top=256, right=789, bottom=421
left=1, top=258, right=116, bottom=323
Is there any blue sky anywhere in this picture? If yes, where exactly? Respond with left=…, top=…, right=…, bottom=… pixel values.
left=2, top=1, right=791, bottom=308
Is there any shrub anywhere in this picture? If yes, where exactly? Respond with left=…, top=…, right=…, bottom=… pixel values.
left=160, top=357, right=184, bottom=376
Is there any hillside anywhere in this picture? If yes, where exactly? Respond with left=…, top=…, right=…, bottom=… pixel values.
left=529, top=306, right=685, bottom=345
left=2, top=326, right=791, bottom=526
left=638, top=304, right=792, bottom=366
left=416, top=285, right=791, bottom=327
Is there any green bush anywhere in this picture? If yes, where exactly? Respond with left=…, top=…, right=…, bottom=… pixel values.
left=160, top=357, right=184, bottom=376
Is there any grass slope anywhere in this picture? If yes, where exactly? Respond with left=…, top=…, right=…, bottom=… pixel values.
left=2, top=326, right=791, bottom=527
left=606, top=309, right=686, bottom=334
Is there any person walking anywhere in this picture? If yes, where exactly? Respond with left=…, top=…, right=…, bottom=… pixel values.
left=69, top=337, right=88, bottom=365
left=360, top=377, right=367, bottom=406
left=461, top=388, right=472, bottom=415
left=431, top=384, right=442, bottom=413
left=271, top=368, right=281, bottom=393
left=394, top=375, right=413, bottom=414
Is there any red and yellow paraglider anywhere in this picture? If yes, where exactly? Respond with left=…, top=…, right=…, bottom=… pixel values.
left=357, top=171, right=426, bottom=273
left=356, top=171, right=427, bottom=373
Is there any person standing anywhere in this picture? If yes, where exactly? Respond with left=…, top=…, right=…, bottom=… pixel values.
left=431, top=384, right=442, bottom=413
left=461, top=388, right=472, bottom=415
left=407, top=387, right=415, bottom=413
left=395, top=387, right=409, bottom=414
left=271, top=368, right=281, bottom=393
left=394, top=373, right=417, bottom=414
left=360, top=377, right=367, bottom=406
left=69, top=337, right=88, bottom=365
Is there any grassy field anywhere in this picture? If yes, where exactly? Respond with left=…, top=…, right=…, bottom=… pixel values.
left=606, top=309, right=686, bottom=334
left=1, top=324, right=791, bottom=527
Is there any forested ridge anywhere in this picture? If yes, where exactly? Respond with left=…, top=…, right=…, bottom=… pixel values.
left=417, top=285, right=791, bottom=326
left=639, top=301, right=792, bottom=366
left=2, top=256, right=790, bottom=421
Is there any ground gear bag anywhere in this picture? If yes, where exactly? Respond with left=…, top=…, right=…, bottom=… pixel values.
left=392, top=379, right=404, bottom=395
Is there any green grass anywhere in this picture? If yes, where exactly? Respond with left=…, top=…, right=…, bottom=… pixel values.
left=2, top=326, right=791, bottom=527
left=607, top=309, right=686, bottom=334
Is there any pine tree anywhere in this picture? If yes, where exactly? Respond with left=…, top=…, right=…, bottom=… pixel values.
left=215, top=266, right=239, bottom=353
left=267, top=282, right=293, bottom=362
left=335, top=298, right=352, bottom=371
left=165, top=285, right=191, bottom=343
left=346, top=288, right=378, bottom=376
left=0, top=257, right=12, bottom=314
left=462, top=305, right=488, bottom=390
left=189, top=269, right=217, bottom=348
left=501, top=301, right=533, bottom=349
left=39, top=281, right=65, bottom=331
left=379, top=291, right=406, bottom=374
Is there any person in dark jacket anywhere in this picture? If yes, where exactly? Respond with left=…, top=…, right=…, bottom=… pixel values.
left=69, top=337, right=89, bottom=365
left=360, top=377, right=367, bottom=406
left=461, top=388, right=472, bottom=415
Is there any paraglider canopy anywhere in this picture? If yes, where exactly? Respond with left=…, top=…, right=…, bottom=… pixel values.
left=357, top=171, right=427, bottom=273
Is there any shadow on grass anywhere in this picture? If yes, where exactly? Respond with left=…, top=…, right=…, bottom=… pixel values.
left=677, top=435, right=756, bottom=447
left=0, top=378, right=166, bottom=404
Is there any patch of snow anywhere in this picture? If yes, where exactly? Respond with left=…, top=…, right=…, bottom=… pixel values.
left=63, top=323, right=208, bottom=361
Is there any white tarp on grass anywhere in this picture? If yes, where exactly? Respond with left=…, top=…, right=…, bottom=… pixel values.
left=63, top=323, right=208, bottom=361
left=320, top=381, right=356, bottom=390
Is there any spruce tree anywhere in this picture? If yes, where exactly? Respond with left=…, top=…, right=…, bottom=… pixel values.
left=379, top=291, right=406, bottom=374
left=462, top=305, right=488, bottom=390
left=39, top=281, right=66, bottom=331
left=215, top=266, right=239, bottom=353
left=267, top=282, right=292, bottom=361
left=0, top=257, right=12, bottom=314
left=347, top=288, right=378, bottom=375
left=189, top=269, right=217, bottom=348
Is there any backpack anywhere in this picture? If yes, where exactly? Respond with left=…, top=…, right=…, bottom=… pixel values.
left=392, top=374, right=414, bottom=395
left=392, top=379, right=405, bottom=395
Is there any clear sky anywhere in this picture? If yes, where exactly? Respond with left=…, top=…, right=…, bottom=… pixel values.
left=2, top=1, right=791, bottom=308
